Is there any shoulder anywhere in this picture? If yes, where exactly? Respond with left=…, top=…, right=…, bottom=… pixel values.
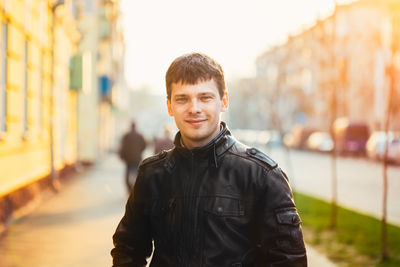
left=228, top=141, right=277, bottom=171
left=135, top=131, right=145, bottom=138
left=139, top=150, right=168, bottom=169
left=245, top=147, right=278, bottom=170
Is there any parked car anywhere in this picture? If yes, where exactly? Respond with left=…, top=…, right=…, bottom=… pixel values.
left=389, top=139, right=400, bottom=164
left=306, top=131, right=333, bottom=152
left=332, top=117, right=370, bottom=155
left=388, top=138, right=400, bottom=164
left=366, top=131, right=400, bottom=163
left=366, top=131, right=389, bottom=160
left=283, top=125, right=316, bottom=150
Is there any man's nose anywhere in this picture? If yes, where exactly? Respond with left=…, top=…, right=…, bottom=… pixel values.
left=188, top=99, right=201, bottom=114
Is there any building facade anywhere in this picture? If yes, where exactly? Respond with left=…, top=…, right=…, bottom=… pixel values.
left=0, top=0, right=125, bottom=227
left=255, top=0, right=400, bottom=132
left=0, top=0, right=80, bottom=198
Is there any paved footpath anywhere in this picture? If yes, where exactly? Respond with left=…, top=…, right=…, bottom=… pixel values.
left=0, top=152, right=336, bottom=267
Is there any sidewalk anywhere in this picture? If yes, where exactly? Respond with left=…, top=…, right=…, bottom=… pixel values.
left=0, top=153, right=336, bottom=267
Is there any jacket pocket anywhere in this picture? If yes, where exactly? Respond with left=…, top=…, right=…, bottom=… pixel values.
left=275, top=207, right=302, bottom=226
left=203, top=196, right=244, bottom=217
left=274, top=207, right=305, bottom=251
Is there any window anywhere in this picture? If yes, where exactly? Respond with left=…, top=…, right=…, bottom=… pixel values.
left=0, top=23, right=8, bottom=133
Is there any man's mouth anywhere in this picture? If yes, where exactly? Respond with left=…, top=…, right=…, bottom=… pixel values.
left=185, top=119, right=206, bottom=126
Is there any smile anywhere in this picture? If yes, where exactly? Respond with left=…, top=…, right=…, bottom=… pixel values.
left=185, top=119, right=206, bottom=126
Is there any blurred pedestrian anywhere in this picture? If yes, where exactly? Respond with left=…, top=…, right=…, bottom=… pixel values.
left=118, top=121, right=146, bottom=193
left=153, top=125, right=174, bottom=154
left=112, top=53, right=307, bottom=266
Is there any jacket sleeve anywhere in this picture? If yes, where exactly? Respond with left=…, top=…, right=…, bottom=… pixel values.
left=111, top=168, right=153, bottom=267
left=257, top=167, right=307, bottom=266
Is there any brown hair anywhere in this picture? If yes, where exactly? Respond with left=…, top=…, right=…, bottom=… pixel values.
left=165, top=52, right=226, bottom=100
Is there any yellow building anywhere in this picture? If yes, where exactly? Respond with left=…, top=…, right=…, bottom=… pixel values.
left=0, top=0, right=80, bottom=208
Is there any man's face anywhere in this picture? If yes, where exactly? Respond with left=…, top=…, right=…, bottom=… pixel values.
left=167, top=79, right=228, bottom=149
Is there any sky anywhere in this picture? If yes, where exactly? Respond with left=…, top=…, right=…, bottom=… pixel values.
left=120, top=0, right=356, bottom=94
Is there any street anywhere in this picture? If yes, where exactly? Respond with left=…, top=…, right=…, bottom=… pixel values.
left=0, top=151, right=336, bottom=267
left=267, top=146, right=400, bottom=226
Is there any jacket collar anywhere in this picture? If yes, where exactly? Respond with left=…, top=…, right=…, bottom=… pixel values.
left=171, top=121, right=235, bottom=167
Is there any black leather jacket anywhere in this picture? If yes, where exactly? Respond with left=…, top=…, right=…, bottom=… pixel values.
left=112, top=123, right=307, bottom=267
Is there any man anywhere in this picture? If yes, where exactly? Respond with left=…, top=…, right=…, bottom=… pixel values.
left=112, top=52, right=307, bottom=266
left=118, top=121, right=146, bottom=192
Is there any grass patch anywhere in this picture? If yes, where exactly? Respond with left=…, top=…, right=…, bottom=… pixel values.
left=294, top=192, right=400, bottom=267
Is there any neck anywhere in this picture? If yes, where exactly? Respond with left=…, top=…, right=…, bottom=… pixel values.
left=180, top=123, right=224, bottom=150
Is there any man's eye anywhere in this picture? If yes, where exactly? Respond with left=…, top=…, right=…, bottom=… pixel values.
left=175, top=98, right=187, bottom=103
left=201, top=96, right=212, bottom=101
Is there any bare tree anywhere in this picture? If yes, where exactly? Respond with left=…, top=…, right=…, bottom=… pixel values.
left=381, top=7, right=400, bottom=261
left=329, top=1, right=339, bottom=229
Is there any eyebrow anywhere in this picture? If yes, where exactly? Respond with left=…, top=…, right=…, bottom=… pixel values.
left=198, top=92, right=215, bottom=96
left=173, top=94, right=188, bottom=99
left=173, top=91, right=216, bottom=99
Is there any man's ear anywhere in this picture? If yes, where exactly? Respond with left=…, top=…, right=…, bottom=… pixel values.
left=167, top=98, right=174, bottom=116
left=221, top=89, right=229, bottom=112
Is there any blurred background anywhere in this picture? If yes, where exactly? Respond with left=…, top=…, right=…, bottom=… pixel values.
left=0, top=0, right=399, bottom=266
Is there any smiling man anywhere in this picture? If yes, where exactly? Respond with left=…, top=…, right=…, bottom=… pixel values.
left=111, top=52, right=307, bottom=267
left=167, top=78, right=228, bottom=149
